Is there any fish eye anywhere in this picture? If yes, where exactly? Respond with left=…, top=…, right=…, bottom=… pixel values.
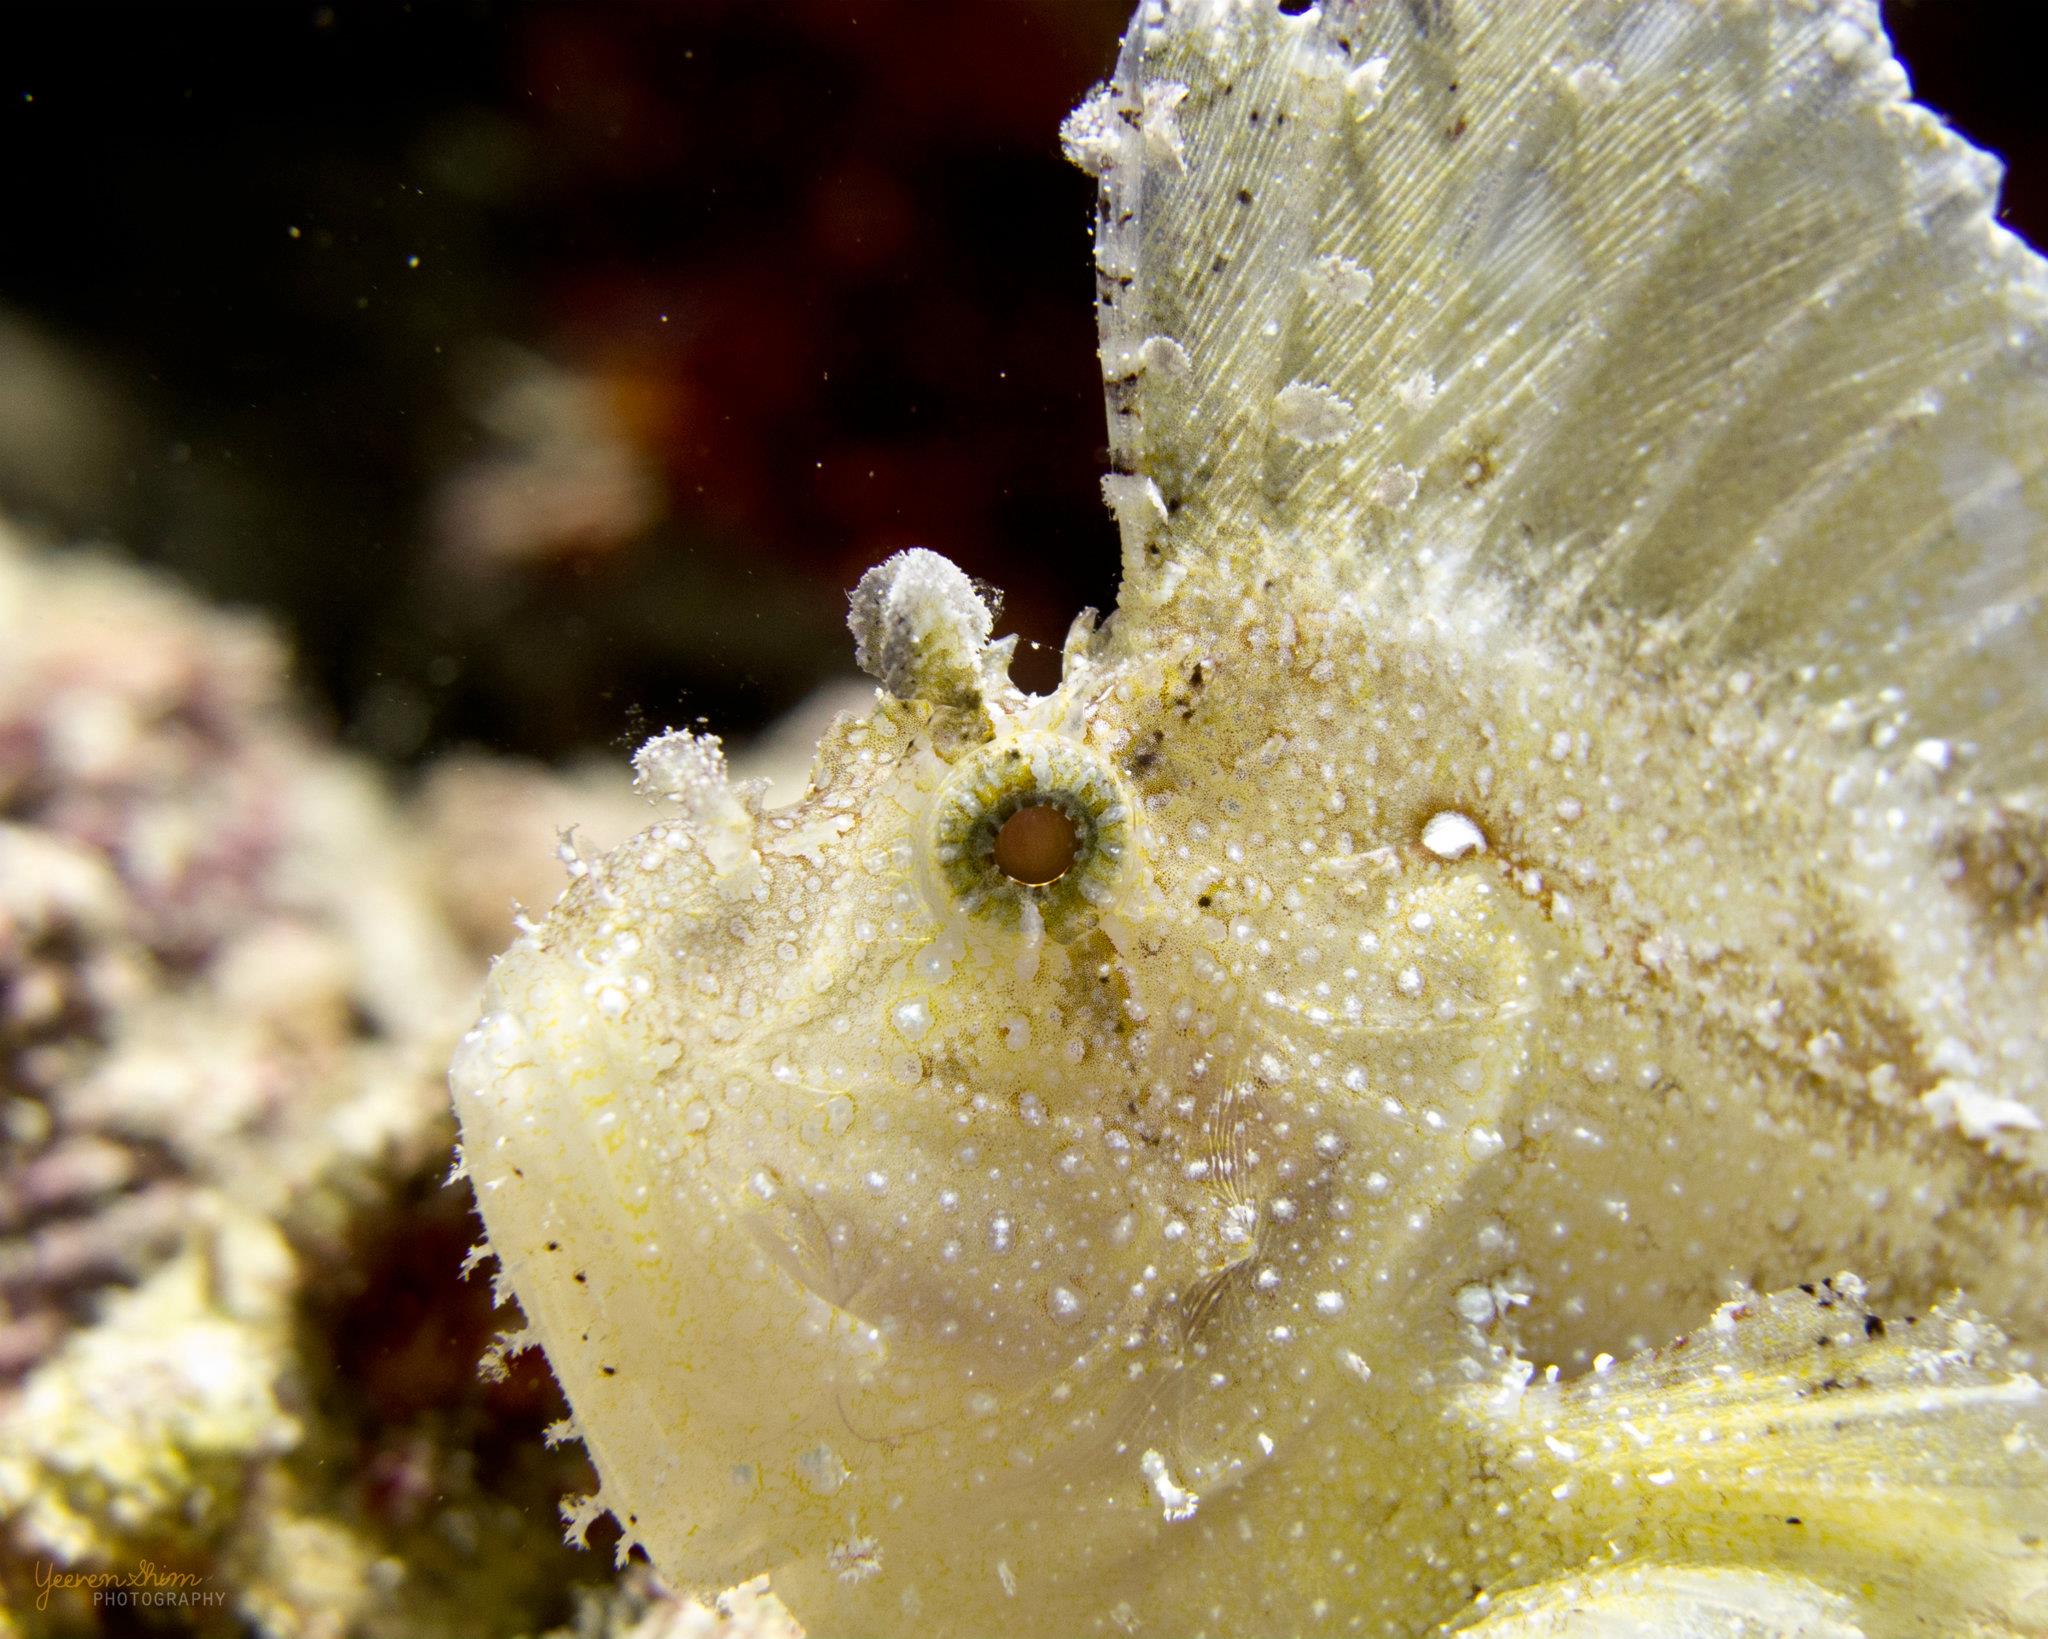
left=993, top=803, right=1079, bottom=885
left=927, top=733, right=1134, bottom=940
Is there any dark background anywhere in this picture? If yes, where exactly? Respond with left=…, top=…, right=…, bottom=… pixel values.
left=0, top=0, right=2038, bottom=767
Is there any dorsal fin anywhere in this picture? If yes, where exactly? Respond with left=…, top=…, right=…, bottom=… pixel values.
left=1069, top=0, right=2048, bottom=787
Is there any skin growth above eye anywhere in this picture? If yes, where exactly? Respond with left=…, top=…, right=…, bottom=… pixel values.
left=450, top=3, right=2048, bottom=1636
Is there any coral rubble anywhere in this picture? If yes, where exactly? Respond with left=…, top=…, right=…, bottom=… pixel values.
left=0, top=520, right=779, bottom=1637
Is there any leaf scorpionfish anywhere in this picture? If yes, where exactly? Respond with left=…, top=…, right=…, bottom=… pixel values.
left=452, top=2, right=2048, bottom=1634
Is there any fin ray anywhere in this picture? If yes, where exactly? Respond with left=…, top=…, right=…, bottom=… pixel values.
left=1462, top=1279, right=2048, bottom=1637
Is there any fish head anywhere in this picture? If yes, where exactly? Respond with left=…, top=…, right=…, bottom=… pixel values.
left=451, top=542, right=1556, bottom=1617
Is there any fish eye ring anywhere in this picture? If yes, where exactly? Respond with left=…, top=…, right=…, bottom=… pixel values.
left=926, top=733, right=1135, bottom=941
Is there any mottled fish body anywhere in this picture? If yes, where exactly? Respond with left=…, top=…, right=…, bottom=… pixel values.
left=451, top=3, right=2048, bottom=1634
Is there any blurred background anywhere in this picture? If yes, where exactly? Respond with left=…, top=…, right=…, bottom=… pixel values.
left=1, top=0, right=2038, bottom=770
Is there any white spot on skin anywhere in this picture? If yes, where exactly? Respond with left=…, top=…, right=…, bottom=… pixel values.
left=1395, top=370, right=1438, bottom=413
left=1141, top=1448, right=1200, bottom=1521
left=1303, top=253, right=1374, bottom=305
left=891, top=998, right=932, bottom=1042
left=631, top=729, right=755, bottom=882
left=1370, top=464, right=1420, bottom=509
left=1058, top=87, right=1127, bottom=179
left=1920, top=1079, right=2044, bottom=1141
left=1047, top=1285, right=1085, bottom=1323
left=828, top=1535, right=882, bottom=1583
left=1345, top=54, right=1390, bottom=115
left=1273, top=381, right=1358, bottom=447
left=1454, top=1283, right=1498, bottom=1325
left=1102, top=472, right=1171, bottom=532
left=1140, top=79, right=1191, bottom=173
left=632, top=729, right=728, bottom=808
left=1014, top=899, right=1045, bottom=984
left=1563, top=62, right=1622, bottom=107
left=1421, top=811, right=1486, bottom=859
left=1822, top=19, right=1876, bottom=69
left=1139, top=334, right=1193, bottom=379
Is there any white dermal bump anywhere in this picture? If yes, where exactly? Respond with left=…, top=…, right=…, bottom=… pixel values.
left=1422, top=811, right=1486, bottom=859
left=1140, top=1449, right=1200, bottom=1522
left=1272, top=381, right=1358, bottom=447
left=847, top=546, right=997, bottom=707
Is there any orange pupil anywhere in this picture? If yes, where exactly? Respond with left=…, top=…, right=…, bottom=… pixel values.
left=992, top=804, right=1079, bottom=886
